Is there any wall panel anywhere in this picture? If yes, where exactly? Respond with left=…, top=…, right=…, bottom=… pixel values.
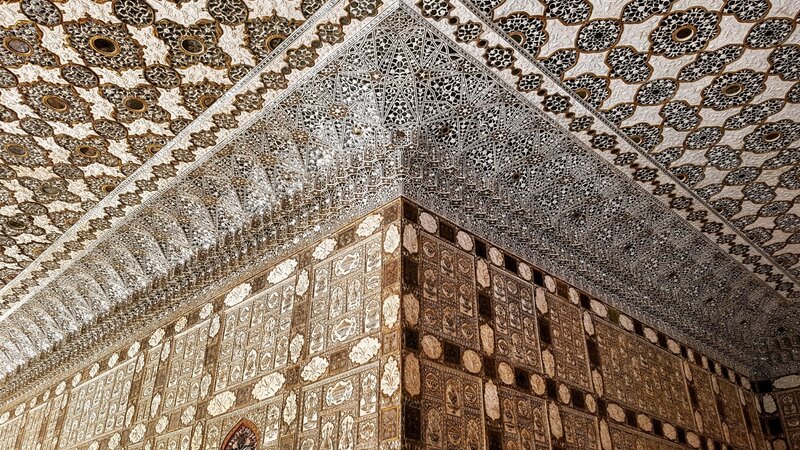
left=0, top=199, right=775, bottom=449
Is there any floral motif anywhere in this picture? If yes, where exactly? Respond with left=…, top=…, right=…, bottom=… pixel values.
left=723, top=0, right=769, bottom=22
left=313, top=238, right=337, bottom=260
left=153, top=19, right=230, bottom=69
left=0, top=22, right=59, bottom=68
left=100, top=84, right=170, bottom=123
left=380, top=356, right=400, bottom=396
left=64, top=19, right=144, bottom=70
left=356, top=214, right=383, bottom=236
left=224, top=283, right=252, bottom=307
left=301, top=356, right=329, bottom=382
left=543, top=0, right=591, bottom=24
left=207, top=391, right=236, bottom=416
left=497, top=13, right=547, bottom=57
left=576, top=19, right=622, bottom=53
left=660, top=101, right=700, bottom=131
left=769, top=45, right=800, bottom=81
left=245, top=15, right=302, bottom=61
left=650, top=8, right=720, bottom=58
left=701, top=70, right=766, bottom=110
left=349, top=336, right=380, bottom=364
left=744, top=120, right=800, bottom=154
left=19, top=81, right=91, bottom=124
left=129, top=423, right=146, bottom=443
left=621, top=0, right=673, bottom=23
left=268, top=259, right=298, bottom=284
left=636, top=78, right=677, bottom=105
left=606, top=47, right=651, bottom=83
left=746, top=18, right=795, bottom=48
left=252, top=372, right=285, bottom=400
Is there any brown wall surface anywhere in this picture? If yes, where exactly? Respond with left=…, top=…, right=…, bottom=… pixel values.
left=0, top=202, right=404, bottom=450
left=399, top=199, right=768, bottom=450
left=760, top=375, right=800, bottom=450
left=0, top=199, right=775, bottom=449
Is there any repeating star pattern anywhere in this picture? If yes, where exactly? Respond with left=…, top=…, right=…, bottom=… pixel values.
left=0, top=0, right=316, bottom=288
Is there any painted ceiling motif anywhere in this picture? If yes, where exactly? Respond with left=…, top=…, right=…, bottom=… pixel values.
left=0, top=0, right=799, bottom=398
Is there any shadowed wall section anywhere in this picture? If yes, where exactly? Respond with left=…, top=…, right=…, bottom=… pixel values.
left=0, top=199, right=782, bottom=449
left=399, top=199, right=770, bottom=450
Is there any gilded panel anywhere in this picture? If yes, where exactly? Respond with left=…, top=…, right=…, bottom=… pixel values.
left=216, top=280, right=293, bottom=392
left=609, top=425, right=684, bottom=450
left=60, top=359, right=135, bottom=448
left=497, top=386, right=549, bottom=449
left=164, top=321, right=209, bottom=413
left=0, top=416, right=21, bottom=449
left=418, top=359, right=484, bottom=449
left=717, top=378, right=749, bottom=449
left=744, top=392, right=767, bottom=450
left=595, top=320, right=692, bottom=427
left=298, top=363, right=381, bottom=450
left=689, top=363, right=723, bottom=440
left=489, top=268, right=542, bottom=374
left=136, top=344, right=164, bottom=423
left=417, top=232, right=479, bottom=350
left=546, top=295, right=591, bottom=390
left=43, top=394, right=68, bottom=450
left=560, top=407, right=599, bottom=450
left=204, top=398, right=284, bottom=450
left=20, top=402, right=48, bottom=449
left=776, top=389, right=800, bottom=449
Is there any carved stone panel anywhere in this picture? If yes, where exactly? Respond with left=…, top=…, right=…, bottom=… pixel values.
left=718, top=378, right=749, bottom=449
left=418, top=359, right=484, bottom=449
left=609, top=425, right=685, bottom=450
left=688, top=363, right=723, bottom=440
left=489, top=268, right=542, bottom=374
left=417, top=232, right=479, bottom=350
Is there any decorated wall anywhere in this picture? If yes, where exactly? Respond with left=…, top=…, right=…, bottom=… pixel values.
left=759, top=374, right=800, bottom=450
left=0, top=199, right=779, bottom=449
left=399, top=199, right=769, bottom=450
left=0, top=201, right=404, bottom=450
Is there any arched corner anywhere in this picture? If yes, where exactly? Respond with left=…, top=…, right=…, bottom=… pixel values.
left=220, top=418, right=260, bottom=450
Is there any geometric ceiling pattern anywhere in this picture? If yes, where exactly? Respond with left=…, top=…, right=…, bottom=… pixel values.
left=0, top=0, right=309, bottom=288
left=466, top=0, right=800, bottom=293
left=0, top=0, right=799, bottom=399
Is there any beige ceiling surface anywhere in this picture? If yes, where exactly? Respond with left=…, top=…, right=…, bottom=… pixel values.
left=461, top=0, right=800, bottom=297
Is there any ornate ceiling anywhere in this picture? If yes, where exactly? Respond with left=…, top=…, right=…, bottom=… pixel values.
left=0, top=0, right=799, bottom=395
